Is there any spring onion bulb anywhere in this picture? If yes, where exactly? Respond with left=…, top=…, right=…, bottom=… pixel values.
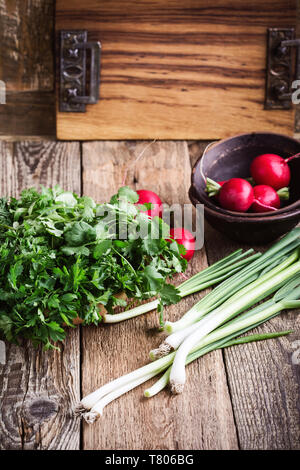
left=103, top=249, right=258, bottom=323
left=83, top=372, right=156, bottom=424
left=86, top=330, right=291, bottom=423
left=80, top=324, right=293, bottom=422
left=144, top=330, right=292, bottom=398
left=80, top=319, right=294, bottom=422
left=74, top=351, right=177, bottom=415
left=150, top=273, right=259, bottom=359
left=169, top=254, right=300, bottom=393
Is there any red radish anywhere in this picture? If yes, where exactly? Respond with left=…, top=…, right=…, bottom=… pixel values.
left=250, top=153, right=292, bottom=190
left=218, top=178, right=254, bottom=212
left=251, top=185, right=280, bottom=213
left=136, top=190, right=163, bottom=218
left=169, top=227, right=195, bottom=261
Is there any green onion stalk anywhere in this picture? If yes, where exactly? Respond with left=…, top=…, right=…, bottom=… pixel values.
left=76, top=271, right=300, bottom=423
left=164, top=229, right=300, bottom=335
left=149, top=229, right=300, bottom=359
left=103, top=248, right=260, bottom=323
left=168, top=253, right=300, bottom=394
left=74, top=230, right=300, bottom=422
left=152, top=250, right=298, bottom=359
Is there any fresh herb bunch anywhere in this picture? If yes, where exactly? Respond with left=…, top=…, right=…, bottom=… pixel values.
left=0, top=186, right=187, bottom=349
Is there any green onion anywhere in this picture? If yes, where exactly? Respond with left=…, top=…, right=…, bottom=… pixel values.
left=149, top=273, right=259, bottom=359
left=80, top=328, right=292, bottom=423
left=151, top=247, right=299, bottom=359
left=83, top=372, right=157, bottom=424
left=168, top=253, right=300, bottom=393
left=75, top=230, right=300, bottom=422
left=79, top=309, right=294, bottom=422
left=165, top=230, right=300, bottom=334
left=77, top=273, right=299, bottom=421
left=144, top=331, right=292, bottom=398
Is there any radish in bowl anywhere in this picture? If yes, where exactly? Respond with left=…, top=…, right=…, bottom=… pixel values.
left=218, top=178, right=254, bottom=212
left=250, top=153, right=295, bottom=190
left=251, top=185, right=280, bottom=213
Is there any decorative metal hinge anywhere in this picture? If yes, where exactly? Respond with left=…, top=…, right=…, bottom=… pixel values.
left=265, top=28, right=299, bottom=110
left=60, top=30, right=101, bottom=113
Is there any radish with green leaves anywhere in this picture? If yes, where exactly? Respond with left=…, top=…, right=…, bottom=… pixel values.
left=206, top=178, right=254, bottom=212
left=206, top=177, right=290, bottom=213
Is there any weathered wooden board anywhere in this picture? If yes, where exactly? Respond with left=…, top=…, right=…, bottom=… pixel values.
left=56, top=0, right=296, bottom=140
left=189, top=141, right=300, bottom=449
left=0, top=0, right=299, bottom=451
left=81, top=140, right=238, bottom=450
left=0, top=141, right=81, bottom=450
left=0, top=91, right=55, bottom=139
left=204, top=216, right=300, bottom=450
left=0, top=0, right=55, bottom=139
left=0, top=0, right=54, bottom=92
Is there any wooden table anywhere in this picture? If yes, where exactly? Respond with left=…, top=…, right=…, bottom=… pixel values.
left=0, top=139, right=299, bottom=450
left=0, top=0, right=299, bottom=450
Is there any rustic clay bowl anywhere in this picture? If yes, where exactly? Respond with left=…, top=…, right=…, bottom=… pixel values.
left=189, top=185, right=300, bottom=244
left=190, top=132, right=300, bottom=244
left=191, top=132, right=300, bottom=218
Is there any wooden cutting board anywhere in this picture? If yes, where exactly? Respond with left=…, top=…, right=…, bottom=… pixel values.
left=55, top=0, right=296, bottom=140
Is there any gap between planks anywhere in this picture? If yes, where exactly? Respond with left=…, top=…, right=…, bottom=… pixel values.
left=80, top=139, right=238, bottom=450
left=0, top=141, right=81, bottom=450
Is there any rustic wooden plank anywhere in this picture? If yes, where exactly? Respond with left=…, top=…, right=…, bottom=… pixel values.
left=81, top=140, right=238, bottom=450
left=56, top=0, right=296, bottom=140
left=0, top=0, right=55, bottom=138
left=0, top=91, right=55, bottom=139
left=0, top=141, right=81, bottom=450
left=203, top=215, right=300, bottom=449
left=0, top=0, right=54, bottom=92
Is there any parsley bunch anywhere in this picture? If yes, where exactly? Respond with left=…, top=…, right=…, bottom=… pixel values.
left=0, top=186, right=186, bottom=349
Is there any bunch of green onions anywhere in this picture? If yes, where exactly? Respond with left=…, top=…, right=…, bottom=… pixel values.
left=75, top=229, right=300, bottom=423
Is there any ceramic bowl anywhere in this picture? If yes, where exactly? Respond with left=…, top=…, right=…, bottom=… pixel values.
left=190, top=132, right=300, bottom=243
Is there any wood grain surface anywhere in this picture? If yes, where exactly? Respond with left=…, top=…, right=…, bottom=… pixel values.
left=0, top=141, right=81, bottom=450
left=204, top=222, right=300, bottom=450
left=0, top=0, right=299, bottom=451
left=0, top=0, right=55, bottom=139
left=81, top=140, right=238, bottom=450
left=0, top=91, right=55, bottom=139
left=56, top=0, right=296, bottom=140
left=189, top=141, right=300, bottom=449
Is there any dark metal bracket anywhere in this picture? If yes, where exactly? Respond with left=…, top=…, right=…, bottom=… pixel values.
left=60, top=30, right=101, bottom=113
left=265, top=28, right=299, bottom=110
